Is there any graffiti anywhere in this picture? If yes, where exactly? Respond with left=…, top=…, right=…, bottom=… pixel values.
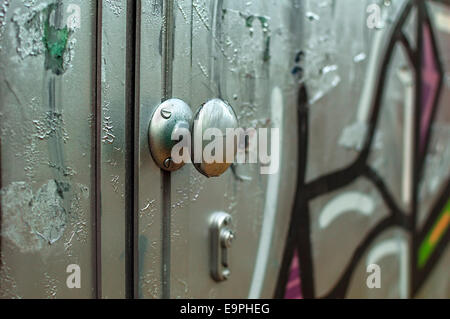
left=278, top=1, right=449, bottom=299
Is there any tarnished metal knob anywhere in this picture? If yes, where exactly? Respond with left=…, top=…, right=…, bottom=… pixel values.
left=148, top=99, right=193, bottom=171
left=192, top=99, right=239, bottom=178
left=148, top=98, right=239, bottom=177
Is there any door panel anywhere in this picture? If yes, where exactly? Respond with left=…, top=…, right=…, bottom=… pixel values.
left=136, top=0, right=164, bottom=299
left=100, top=0, right=127, bottom=299
left=168, top=0, right=297, bottom=298
left=0, top=0, right=98, bottom=298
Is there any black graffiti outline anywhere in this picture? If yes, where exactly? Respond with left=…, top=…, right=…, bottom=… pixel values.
left=276, top=0, right=449, bottom=299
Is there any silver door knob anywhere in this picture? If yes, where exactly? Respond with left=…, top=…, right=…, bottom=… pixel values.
left=192, top=99, right=239, bottom=178
left=148, top=98, right=239, bottom=177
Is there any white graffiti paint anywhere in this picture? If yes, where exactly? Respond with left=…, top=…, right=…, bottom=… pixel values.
left=319, top=192, right=375, bottom=229
left=249, top=86, right=284, bottom=298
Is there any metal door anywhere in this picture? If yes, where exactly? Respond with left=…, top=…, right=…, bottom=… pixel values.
left=0, top=0, right=298, bottom=299
left=2, top=0, right=449, bottom=300
left=0, top=0, right=137, bottom=299
left=133, top=0, right=299, bottom=299
left=0, top=1, right=101, bottom=298
left=158, top=0, right=298, bottom=298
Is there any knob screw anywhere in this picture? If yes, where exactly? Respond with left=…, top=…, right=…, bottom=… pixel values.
left=222, top=269, right=231, bottom=280
left=220, top=229, right=234, bottom=248
left=161, top=108, right=172, bottom=119
left=163, top=158, right=173, bottom=169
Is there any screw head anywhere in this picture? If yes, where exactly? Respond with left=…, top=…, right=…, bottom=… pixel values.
left=149, top=99, right=193, bottom=172
left=220, top=229, right=234, bottom=248
left=222, top=269, right=231, bottom=280
left=163, top=158, right=173, bottom=169
left=161, top=108, right=172, bottom=119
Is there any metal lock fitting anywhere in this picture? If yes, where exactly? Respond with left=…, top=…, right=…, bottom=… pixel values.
left=148, top=98, right=239, bottom=177
left=210, top=212, right=235, bottom=282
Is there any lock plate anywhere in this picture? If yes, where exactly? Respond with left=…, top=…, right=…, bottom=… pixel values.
left=210, top=212, right=235, bottom=282
left=148, top=99, right=193, bottom=171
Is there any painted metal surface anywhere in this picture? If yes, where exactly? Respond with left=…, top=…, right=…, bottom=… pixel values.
left=100, top=0, right=127, bottom=299
left=0, top=0, right=98, bottom=298
left=168, top=0, right=297, bottom=299
left=0, top=0, right=448, bottom=299
left=280, top=0, right=450, bottom=299
left=136, top=0, right=164, bottom=299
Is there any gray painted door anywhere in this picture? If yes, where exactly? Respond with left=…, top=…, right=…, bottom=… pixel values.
left=165, top=0, right=298, bottom=298
left=0, top=0, right=299, bottom=299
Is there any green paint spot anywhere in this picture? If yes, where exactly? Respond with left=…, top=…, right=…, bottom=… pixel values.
left=263, top=35, right=271, bottom=63
left=257, top=16, right=270, bottom=28
left=239, top=13, right=271, bottom=62
left=42, top=4, right=71, bottom=75
left=245, top=15, right=255, bottom=28
left=417, top=199, right=450, bottom=268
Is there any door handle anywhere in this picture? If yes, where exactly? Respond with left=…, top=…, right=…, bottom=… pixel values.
left=148, top=98, right=239, bottom=178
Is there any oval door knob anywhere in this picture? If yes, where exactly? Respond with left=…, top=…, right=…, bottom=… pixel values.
left=192, top=99, right=239, bottom=178
left=148, top=98, right=239, bottom=177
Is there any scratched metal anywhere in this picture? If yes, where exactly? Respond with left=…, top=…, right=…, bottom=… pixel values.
left=0, top=0, right=97, bottom=298
left=304, top=0, right=407, bottom=183
left=100, top=0, right=127, bottom=298
left=136, top=0, right=164, bottom=299
left=168, top=0, right=297, bottom=298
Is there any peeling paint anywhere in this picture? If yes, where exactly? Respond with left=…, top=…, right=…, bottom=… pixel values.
left=296, top=0, right=342, bottom=104
left=0, top=0, right=10, bottom=51
left=1, top=180, right=89, bottom=253
left=1, top=180, right=65, bottom=252
left=42, top=3, right=71, bottom=75
left=11, top=3, right=75, bottom=74
left=22, top=0, right=38, bottom=8
left=33, top=111, right=69, bottom=143
left=11, top=3, right=48, bottom=59
left=31, top=179, right=67, bottom=244
left=47, top=162, right=77, bottom=177
left=140, top=269, right=161, bottom=299
left=105, top=0, right=123, bottom=17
